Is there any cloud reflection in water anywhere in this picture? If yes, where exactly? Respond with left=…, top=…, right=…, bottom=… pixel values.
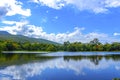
left=0, top=57, right=120, bottom=80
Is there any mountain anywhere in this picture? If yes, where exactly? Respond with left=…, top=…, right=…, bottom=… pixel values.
left=0, top=31, right=59, bottom=45
left=0, top=31, right=10, bottom=35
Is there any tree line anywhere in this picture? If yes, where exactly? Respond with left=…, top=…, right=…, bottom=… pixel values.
left=0, top=38, right=120, bottom=52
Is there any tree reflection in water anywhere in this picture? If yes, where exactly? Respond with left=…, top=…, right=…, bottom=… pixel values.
left=0, top=52, right=120, bottom=80
left=0, top=53, right=120, bottom=66
left=64, top=54, right=120, bottom=65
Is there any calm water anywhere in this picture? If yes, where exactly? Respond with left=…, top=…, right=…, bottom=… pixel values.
left=0, top=52, right=120, bottom=80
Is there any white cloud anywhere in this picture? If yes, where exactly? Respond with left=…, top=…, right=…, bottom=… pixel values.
left=105, top=0, right=120, bottom=8
left=114, top=33, right=120, bottom=36
left=1, top=20, right=119, bottom=43
left=2, top=21, right=18, bottom=25
left=0, top=20, right=29, bottom=35
left=30, top=0, right=39, bottom=3
left=30, top=0, right=65, bottom=9
left=64, top=0, right=108, bottom=13
left=30, top=0, right=120, bottom=13
left=0, top=0, right=31, bottom=17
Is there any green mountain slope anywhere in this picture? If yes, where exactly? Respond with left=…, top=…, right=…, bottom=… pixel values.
left=0, top=31, right=59, bottom=45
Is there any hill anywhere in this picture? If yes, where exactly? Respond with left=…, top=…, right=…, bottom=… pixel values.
left=0, top=31, right=10, bottom=35
left=0, top=31, right=59, bottom=45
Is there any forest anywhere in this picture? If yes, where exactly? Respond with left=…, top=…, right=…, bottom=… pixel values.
left=0, top=38, right=120, bottom=52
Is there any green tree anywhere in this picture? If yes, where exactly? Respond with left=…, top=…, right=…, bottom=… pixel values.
left=103, top=43, right=111, bottom=51
left=111, top=42, right=120, bottom=51
left=63, top=41, right=70, bottom=51
left=5, top=41, right=17, bottom=51
left=90, top=38, right=101, bottom=45
left=46, top=45, right=57, bottom=51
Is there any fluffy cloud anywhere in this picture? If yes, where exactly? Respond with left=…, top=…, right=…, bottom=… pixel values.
left=0, top=20, right=32, bottom=35
left=105, top=0, right=120, bottom=8
left=30, top=0, right=65, bottom=9
left=114, top=33, right=120, bottom=36
left=30, top=0, right=120, bottom=13
left=2, top=20, right=19, bottom=25
left=1, top=20, right=119, bottom=43
left=0, top=0, right=31, bottom=17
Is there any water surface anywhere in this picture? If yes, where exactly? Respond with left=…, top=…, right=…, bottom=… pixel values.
left=0, top=52, right=120, bottom=80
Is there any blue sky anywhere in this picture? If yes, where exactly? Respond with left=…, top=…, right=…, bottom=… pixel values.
left=0, top=0, right=120, bottom=43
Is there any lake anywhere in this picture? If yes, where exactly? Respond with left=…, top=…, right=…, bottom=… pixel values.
left=0, top=52, right=120, bottom=80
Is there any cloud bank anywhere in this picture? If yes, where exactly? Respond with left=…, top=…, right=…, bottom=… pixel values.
left=1, top=20, right=119, bottom=43
left=30, top=0, right=120, bottom=13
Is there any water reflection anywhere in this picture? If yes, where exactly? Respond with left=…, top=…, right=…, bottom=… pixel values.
left=64, top=54, right=120, bottom=65
left=0, top=52, right=120, bottom=80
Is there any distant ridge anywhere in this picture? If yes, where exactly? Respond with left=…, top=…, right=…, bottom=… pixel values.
left=0, top=31, right=59, bottom=45
left=0, top=31, right=10, bottom=35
